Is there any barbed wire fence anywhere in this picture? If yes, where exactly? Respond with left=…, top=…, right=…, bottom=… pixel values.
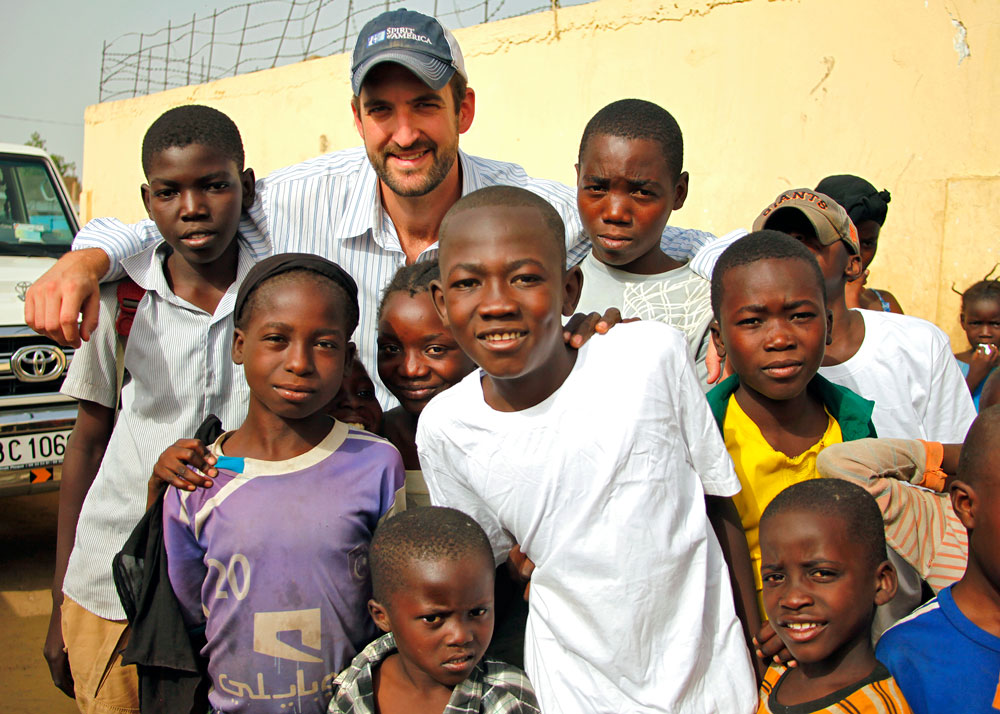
left=99, top=0, right=588, bottom=102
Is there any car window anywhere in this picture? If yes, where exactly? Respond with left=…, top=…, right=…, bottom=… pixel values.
left=0, top=157, right=75, bottom=256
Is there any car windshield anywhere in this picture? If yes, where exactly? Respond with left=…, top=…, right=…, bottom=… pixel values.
left=0, top=156, right=76, bottom=258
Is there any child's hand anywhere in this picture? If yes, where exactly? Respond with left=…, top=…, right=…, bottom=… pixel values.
left=506, top=544, right=535, bottom=602
left=752, top=621, right=797, bottom=668
left=563, top=308, right=638, bottom=349
left=42, top=603, right=74, bottom=698
left=968, top=343, right=999, bottom=387
left=152, top=439, right=217, bottom=491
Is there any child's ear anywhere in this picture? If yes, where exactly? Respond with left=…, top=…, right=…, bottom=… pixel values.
left=950, top=479, right=977, bottom=530
left=845, top=253, right=863, bottom=281
left=430, top=279, right=450, bottom=327
left=825, top=308, right=834, bottom=346
left=561, top=266, right=584, bottom=317
left=709, top=319, right=726, bottom=360
left=368, top=598, right=392, bottom=633
left=240, top=168, right=256, bottom=211
left=232, top=328, right=246, bottom=365
left=345, top=341, right=357, bottom=371
left=141, top=184, right=153, bottom=218
left=872, top=559, right=898, bottom=606
left=672, top=171, right=690, bottom=211
left=574, top=163, right=581, bottom=185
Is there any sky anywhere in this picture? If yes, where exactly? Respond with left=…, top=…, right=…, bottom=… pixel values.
left=2, top=0, right=558, bottom=181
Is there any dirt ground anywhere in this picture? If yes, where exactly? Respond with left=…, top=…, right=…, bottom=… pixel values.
left=0, top=490, right=79, bottom=713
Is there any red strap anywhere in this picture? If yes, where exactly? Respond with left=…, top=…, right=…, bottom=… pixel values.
left=115, top=279, right=145, bottom=338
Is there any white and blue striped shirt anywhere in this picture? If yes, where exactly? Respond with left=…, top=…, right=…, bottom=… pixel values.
left=75, top=147, right=717, bottom=406
left=60, top=238, right=259, bottom=619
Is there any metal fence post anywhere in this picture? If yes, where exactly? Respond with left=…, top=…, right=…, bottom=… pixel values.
left=186, top=13, right=196, bottom=86
left=134, top=33, right=144, bottom=97
left=164, top=20, right=172, bottom=90
left=234, top=4, right=250, bottom=76
left=207, top=10, right=217, bottom=82
left=99, top=40, right=107, bottom=102
left=272, top=0, right=296, bottom=68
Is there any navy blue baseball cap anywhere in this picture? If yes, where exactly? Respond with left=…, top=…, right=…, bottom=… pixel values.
left=351, top=9, right=467, bottom=95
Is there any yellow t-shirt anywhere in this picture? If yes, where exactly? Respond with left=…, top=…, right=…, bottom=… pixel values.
left=722, top=395, right=843, bottom=618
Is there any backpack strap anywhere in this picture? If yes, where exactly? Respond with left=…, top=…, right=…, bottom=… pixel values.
left=114, top=279, right=146, bottom=420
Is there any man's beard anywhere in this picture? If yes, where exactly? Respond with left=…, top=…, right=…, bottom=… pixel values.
left=369, top=137, right=459, bottom=198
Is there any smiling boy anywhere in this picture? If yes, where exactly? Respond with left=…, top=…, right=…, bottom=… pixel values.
left=574, top=99, right=714, bottom=384
left=417, top=186, right=758, bottom=713
left=329, top=507, right=540, bottom=714
left=706, top=231, right=877, bottom=615
left=757, top=479, right=910, bottom=713
left=44, top=105, right=263, bottom=712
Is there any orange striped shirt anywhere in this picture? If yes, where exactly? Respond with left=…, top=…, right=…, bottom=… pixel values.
left=758, top=663, right=912, bottom=714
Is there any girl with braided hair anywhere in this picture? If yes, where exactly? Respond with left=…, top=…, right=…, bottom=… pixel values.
left=953, top=266, right=1000, bottom=410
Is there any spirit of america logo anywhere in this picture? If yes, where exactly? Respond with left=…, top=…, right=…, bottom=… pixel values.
left=367, top=26, right=433, bottom=47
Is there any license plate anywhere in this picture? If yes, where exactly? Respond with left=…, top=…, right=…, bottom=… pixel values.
left=0, top=430, right=72, bottom=471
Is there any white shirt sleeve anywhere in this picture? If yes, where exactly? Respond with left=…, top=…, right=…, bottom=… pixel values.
left=59, top=284, right=121, bottom=408
left=923, top=326, right=977, bottom=442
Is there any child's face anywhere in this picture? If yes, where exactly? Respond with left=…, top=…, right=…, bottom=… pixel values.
left=433, top=206, right=581, bottom=392
left=768, top=211, right=861, bottom=300
left=576, top=135, right=687, bottom=274
left=327, top=358, right=383, bottom=433
left=371, top=554, right=494, bottom=688
left=960, top=298, right=1000, bottom=350
left=141, top=143, right=254, bottom=265
left=377, top=291, right=475, bottom=415
left=856, top=219, right=881, bottom=270
left=233, top=278, right=352, bottom=421
left=760, top=509, right=894, bottom=666
left=712, top=258, right=830, bottom=402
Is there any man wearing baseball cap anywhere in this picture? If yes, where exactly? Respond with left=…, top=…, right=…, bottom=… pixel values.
left=25, top=8, right=716, bottom=407
left=751, top=187, right=974, bottom=444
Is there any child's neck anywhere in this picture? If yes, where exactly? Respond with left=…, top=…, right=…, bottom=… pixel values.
left=823, top=288, right=866, bottom=365
left=221, top=402, right=332, bottom=462
left=607, top=247, right=685, bottom=276
left=776, top=636, right=878, bottom=707
left=163, top=238, right=240, bottom=315
left=482, top=343, right=578, bottom=412
left=384, top=406, right=420, bottom=470
left=734, top=382, right=828, bottom=457
left=374, top=652, right=454, bottom=714
left=952, top=555, right=1000, bottom=637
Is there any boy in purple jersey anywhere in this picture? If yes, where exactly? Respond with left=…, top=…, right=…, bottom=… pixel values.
left=162, top=254, right=405, bottom=714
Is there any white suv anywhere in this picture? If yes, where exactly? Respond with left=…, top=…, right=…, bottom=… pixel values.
left=0, top=143, right=79, bottom=495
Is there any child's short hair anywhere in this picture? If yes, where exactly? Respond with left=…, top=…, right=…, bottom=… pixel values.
left=956, top=405, right=1000, bottom=489
left=762, top=479, right=887, bottom=568
left=378, top=261, right=440, bottom=320
left=141, top=104, right=245, bottom=175
left=577, top=99, right=683, bottom=180
left=439, top=186, right=566, bottom=269
left=370, top=506, right=493, bottom=603
left=710, top=230, right=825, bottom=319
left=952, top=265, right=1000, bottom=313
left=815, top=174, right=891, bottom=227
left=234, top=253, right=360, bottom=333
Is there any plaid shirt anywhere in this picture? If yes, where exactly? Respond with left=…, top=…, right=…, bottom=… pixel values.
left=328, top=633, right=540, bottom=714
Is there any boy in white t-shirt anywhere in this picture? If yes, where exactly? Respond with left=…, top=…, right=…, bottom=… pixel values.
left=574, top=99, right=713, bottom=385
left=418, top=185, right=758, bottom=714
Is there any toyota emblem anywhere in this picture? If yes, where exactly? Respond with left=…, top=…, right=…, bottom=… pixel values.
left=15, top=281, right=31, bottom=302
left=11, top=345, right=67, bottom=382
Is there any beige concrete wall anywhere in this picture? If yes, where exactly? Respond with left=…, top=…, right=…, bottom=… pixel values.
left=81, top=0, right=999, bottom=346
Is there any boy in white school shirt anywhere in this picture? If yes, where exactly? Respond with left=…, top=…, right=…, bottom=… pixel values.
left=43, top=105, right=261, bottom=713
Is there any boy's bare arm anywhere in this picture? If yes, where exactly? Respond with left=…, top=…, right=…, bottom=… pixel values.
left=705, top=494, right=764, bottom=682
left=43, top=399, right=115, bottom=697
left=25, top=249, right=111, bottom=347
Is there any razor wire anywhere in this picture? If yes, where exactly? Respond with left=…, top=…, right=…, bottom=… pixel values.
left=98, top=0, right=589, bottom=102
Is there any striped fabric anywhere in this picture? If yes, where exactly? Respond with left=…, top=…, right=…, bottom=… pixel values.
left=758, top=663, right=912, bottom=714
left=329, top=632, right=541, bottom=714
left=815, top=438, right=968, bottom=592
left=73, top=147, right=717, bottom=407
left=60, top=239, right=259, bottom=620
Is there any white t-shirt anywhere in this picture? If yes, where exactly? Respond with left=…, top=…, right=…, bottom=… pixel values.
left=577, top=253, right=713, bottom=386
left=818, top=309, right=976, bottom=442
left=417, top=322, right=756, bottom=714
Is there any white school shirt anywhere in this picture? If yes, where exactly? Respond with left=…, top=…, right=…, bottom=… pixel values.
left=417, top=322, right=757, bottom=714
left=60, top=239, right=257, bottom=620
left=817, top=308, right=975, bottom=442
left=73, top=147, right=717, bottom=407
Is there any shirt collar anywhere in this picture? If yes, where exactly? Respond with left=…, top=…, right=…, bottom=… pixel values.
left=121, top=235, right=257, bottom=320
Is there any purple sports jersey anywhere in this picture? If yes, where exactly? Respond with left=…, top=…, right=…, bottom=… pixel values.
left=163, top=422, right=404, bottom=714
